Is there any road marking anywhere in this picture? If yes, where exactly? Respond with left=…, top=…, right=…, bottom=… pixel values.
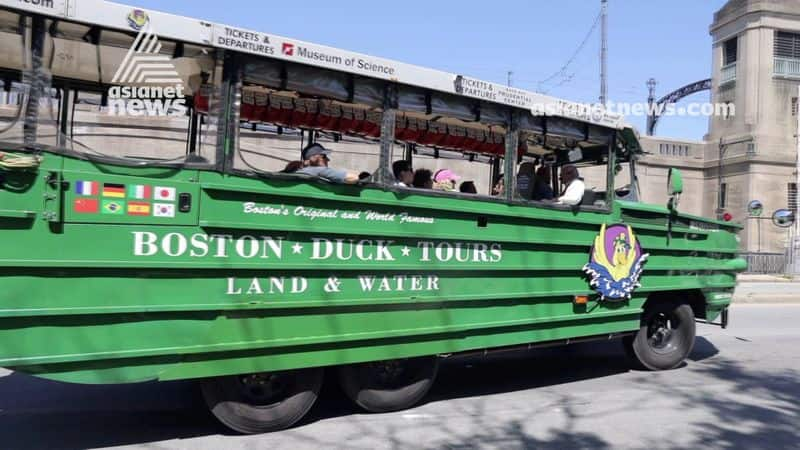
left=402, top=413, right=434, bottom=420
left=733, top=303, right=800, bottom=308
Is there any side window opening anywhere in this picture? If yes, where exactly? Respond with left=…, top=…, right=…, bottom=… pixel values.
left=0, top=13, right=223, bottom=166
left=393, top=143, right=496, bottom=197
left=233, top=60, right=515, bottom=193
left=0, top=82, right=29, bottom=145
left=568, top=161, right=608, bottom=208
left=72, top=31, right=221, bottom=164
left=512, top=154, right=556, bottom=203
left=234, top=59, right=382, bottom=182
left=389, top=93, right=515, bottom=198
left=0, top=11, right=31, bottom=147
left=512, top=121, right=616, bottom=209
left=391, top=110, right=502, bottom=197
left=614, top=160, right=635, bottom=200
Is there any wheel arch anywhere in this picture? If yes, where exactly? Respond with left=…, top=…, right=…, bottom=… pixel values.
left=642, top=289, right=707, bottom=320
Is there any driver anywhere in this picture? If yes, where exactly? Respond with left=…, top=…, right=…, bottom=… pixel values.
left=557, top=164, right=585, bottom=206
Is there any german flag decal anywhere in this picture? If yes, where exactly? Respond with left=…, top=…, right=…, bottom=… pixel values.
left=103, top=183, right=126, bottom=198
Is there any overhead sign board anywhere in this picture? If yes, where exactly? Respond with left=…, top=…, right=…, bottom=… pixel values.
left=6, top=0, right=68, bottom=15
left=210, top=24, right=454, bottom=94
left=454, top=76, right=625, bottom=128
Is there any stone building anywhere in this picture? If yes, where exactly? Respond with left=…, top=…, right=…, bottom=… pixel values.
left=639, top=0, right=800, bottom=253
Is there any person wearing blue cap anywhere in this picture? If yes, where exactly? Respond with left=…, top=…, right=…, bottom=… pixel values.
left=296, top=143, right=361, bottom=184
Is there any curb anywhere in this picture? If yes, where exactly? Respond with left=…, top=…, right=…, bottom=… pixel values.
left=737, top=274, right=799, bottom=283
left=733, top=295, right=800, bottom=304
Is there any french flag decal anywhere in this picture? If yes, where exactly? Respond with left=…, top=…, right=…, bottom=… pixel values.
left=75, top=181, right=98, bottom=196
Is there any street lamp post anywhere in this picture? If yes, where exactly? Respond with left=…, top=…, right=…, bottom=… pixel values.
left=717, top=138, right=726, bottom=221
left=717, top=136, right=754, bottom=221
left=793, top=86, right=800, bottom=271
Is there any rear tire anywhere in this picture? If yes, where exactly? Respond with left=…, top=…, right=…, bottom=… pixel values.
left=201, top=368, right=323, bottom=434
left=338, top=356, right=439, bottom=413
left=628, top=300, right=696, bottom=370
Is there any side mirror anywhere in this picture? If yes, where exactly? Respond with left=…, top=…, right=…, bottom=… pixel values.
left=747, top=200, right=764, bottom=218
left=772, top=209, right=796, bottom=228
left=667, top=168, right=683, bottom=211
left=668, top=168, right=683, bottom=196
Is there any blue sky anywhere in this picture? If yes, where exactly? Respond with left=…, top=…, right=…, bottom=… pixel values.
left=130, top=0, right=727, bottom=140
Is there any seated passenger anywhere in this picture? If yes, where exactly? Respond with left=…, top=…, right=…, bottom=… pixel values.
left=296, top=143, right=360, bottom=184
left=516, top=162, right=535, bottom=200
left=557, top=164, right=585, bottom=206
left=433, top=169, right=459, bottom=191
left=491, top=174, right=505, bottom=197
left=413, top=169, right=433, bottom=189
left=533, top=166, right=555, bottom=200
left=459, top=181, right=477, bottom=194
left=392, top=160, right=414, bottom=187
left=281, top=160, right=303, bottom=173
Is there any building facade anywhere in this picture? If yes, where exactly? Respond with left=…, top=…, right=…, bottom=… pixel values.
left=639, top=0, right=800, bottom=253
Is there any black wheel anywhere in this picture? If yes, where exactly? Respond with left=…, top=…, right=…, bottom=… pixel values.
left=338, top=356, right=439, bottom=413
left=621, top=334, right=638, bottom=365
left=628, top=300, right=696, bottom=371
left=201, top=367, right=323, bottom=434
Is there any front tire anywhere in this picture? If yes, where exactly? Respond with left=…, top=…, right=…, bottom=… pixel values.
left=338, top=356, right=439, bottom=413
left=627, top=300, right=696, bottom=370
left=201, top=368, right=323, bottom=434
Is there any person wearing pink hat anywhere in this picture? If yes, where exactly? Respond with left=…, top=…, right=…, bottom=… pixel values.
left=433, top=169, right=460, bottom=192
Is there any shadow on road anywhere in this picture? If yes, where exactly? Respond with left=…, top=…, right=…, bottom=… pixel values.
left=0, top=335, right=796, bottom=449
left=689, top=335, right=721, bottom=361
left=430, top=340, right=633, bottom=402
left=639, top=343, right=800, bottom=450
left=0, top=373, right=220, bottom=449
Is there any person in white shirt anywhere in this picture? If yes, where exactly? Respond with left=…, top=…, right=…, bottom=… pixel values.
left=557, top=164, right=586, bottom=206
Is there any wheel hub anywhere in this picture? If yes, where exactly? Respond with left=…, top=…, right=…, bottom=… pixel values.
left=239, top=372, right=288, bottom=405
left=373, top=360, right=406, bottom=384
left=647, top=313, right=678, bottom=353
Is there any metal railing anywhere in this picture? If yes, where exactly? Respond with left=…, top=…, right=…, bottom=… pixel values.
left=721, top=63, right=737, bottom=84
left=774, top=57, right=800, bottom=78
left=741, top=252, right=787, bottom=274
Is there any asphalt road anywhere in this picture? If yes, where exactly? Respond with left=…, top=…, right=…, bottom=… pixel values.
left=1, top=304, right=798, bottom=450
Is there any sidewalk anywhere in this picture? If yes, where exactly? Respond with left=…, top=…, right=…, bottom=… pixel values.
left=733, top=276, right=800, bottom=304
left=737, top=274, right=800, bottom=282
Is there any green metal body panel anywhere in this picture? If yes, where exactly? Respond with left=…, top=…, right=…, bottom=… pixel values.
left=0, top=154, right=743, bottom=384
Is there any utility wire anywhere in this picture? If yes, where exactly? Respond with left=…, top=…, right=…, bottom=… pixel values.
left=537, top=11, right=602, bottom=93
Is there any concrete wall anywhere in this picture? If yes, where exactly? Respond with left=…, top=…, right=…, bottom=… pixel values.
left=637, top=136, right=706, bottom=217
left=707, top=0, right=800, bottom=252
left=630, top=1, right=800, bottom=253
left=746, top=162, right=796, bottom=252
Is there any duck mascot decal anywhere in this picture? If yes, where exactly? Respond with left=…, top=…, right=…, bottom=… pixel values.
left=583, top=224, right=649, bottom=300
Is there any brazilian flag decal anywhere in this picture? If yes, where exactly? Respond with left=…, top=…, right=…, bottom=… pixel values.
left=102, top=200, right=126, bottom=215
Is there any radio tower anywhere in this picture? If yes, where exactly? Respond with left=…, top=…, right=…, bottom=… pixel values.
left=600, top=0, right=608, bottom=106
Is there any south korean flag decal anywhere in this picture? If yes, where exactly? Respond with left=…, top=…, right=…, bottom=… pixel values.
left=153, top=203, right=176, bottom=218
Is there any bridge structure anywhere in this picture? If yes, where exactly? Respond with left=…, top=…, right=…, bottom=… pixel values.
left=646, top=78, right=712, bottom=136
